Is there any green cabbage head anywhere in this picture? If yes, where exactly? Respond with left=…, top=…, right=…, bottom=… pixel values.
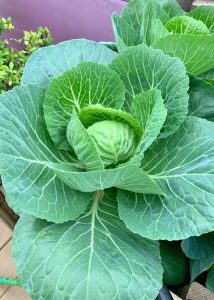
left=87, top=120, right=137, bottom=167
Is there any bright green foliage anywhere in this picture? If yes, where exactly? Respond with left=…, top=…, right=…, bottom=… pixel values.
left=0, top=17, right=52, bottom=93
left=165, top=15, right=210, bottom=35
left=1, top=1, right=214, bottom=299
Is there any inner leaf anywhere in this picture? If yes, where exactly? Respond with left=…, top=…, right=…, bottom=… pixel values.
left=43, top=62, right=125, bottom=150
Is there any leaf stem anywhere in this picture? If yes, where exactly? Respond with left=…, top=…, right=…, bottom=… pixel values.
left=0, top=277, right=22, bottom=286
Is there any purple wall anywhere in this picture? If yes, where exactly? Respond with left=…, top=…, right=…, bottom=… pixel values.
left=0, top=0, right=125, bottom=43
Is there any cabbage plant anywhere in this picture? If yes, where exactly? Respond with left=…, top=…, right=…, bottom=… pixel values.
left=1, top=1, right=214, bottom=299
left=112, top=0, right=214, bottom=294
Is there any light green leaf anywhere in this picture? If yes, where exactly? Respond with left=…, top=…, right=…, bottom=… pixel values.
left=182, top=232, right=214, bottom=260
left=13, top=190, right=163, bottom=300
left=160, top=241, right=189, bottom=286
left=131, top=89, right=167, bottom=153
left=112, top=13, right=141, bottom=53
left=21, top=39, right=117, bottom=87
left=207, top=268, right=214, bottom=292
left=189, top=5, right=214, bottom=34
left=188, top=78, right=214, bottom=121
left=66, top=111, right=104, bottom=171
left=165, top=15, right=210, bottom=35
left=47, top=162, right=164, bottom=195
left=117, top=117, right=214, bottom=240
left=110, top=44, right=189, bottom=137
left=0, top=85, right=91, bottom=223
left=153, top=34, right=214, bottom=76
left=44, top=62, right=125, bottom=150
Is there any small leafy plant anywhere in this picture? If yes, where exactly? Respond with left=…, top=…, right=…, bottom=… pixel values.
left=0, top=17, right=52, bottom=93
left=0, top=1, right=214, bottom=299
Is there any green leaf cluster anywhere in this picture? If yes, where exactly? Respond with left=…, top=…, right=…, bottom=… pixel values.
left=1, top=1, right=214, bottom=299
left=0, top=17, right=52, bottom=93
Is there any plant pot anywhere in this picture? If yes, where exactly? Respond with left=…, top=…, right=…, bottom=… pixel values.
left=0, top=0, right=125, bottom=43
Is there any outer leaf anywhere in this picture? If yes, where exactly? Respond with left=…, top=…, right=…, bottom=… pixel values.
left=110, top=44, right=189, bottom=137
left=44, top=62, right=125, bottom=150
left=160, top=241, right=189, bottom=286
left=189, top=5, right=214, bottom=34
left=13, top=191, right=163, bottom=300
left=66, top=111, right=104, bottom=171
left=21, top=39, right=117, bottom=87
left=188, top=78, right=214, bottom=121
left=117, top=117, right=214, bottom=240
left=182, top=232, right=214, bottom=260
left=131, top=89, right=167, bottom=153
left=47, top=162, right=164, bottom=195
left=153, top=34, right=214, bottom=76
left=112, top=13, right=141, bottom=53
left=0, top=85, right=91, bottom=223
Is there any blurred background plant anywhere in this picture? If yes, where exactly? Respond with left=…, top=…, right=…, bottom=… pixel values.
left=0, top=17, right=52, bottom=93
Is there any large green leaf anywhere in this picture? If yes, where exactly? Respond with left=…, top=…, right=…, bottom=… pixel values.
left=182, top=232, right=214, bottom=260
left=66, top=111, right=104, bottom=171
left=188, top=78, right=214, bottom=121
left=13, top=190, right=163, bottom=300
left=189, top=5, right=214, bottom=34
left=47, top=162, right=164, bottom=195
left=110, top=44, right=189, bottom=137
left=0, top=85, right=91, bottom=223
left=21, top=39, right=117, bottom=88
left=153, top=34, right=214, bottom=76
left=131, top=89, right=167, bottom=153
left=117, top=117, right=214, bottom=240
left=160, top=241, right=189, bottom=286
left=44, top=62, right=125, bottom=150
